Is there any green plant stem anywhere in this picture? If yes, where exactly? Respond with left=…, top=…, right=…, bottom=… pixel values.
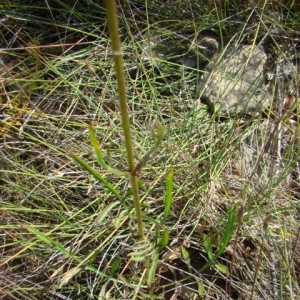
left=105, top=0, right=144, bottom=238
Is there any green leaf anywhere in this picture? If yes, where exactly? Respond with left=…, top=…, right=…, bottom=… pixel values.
left=86, top=249, right=101, bottom=266
left=99, top=281, right=109, bottom=299
left=198, top=280, right=205, bottom=296
left=147, top=251, right=159, bottom=286
left=181, top=247, right=190, bottom=265
left=199, top=205, right=237, bottom=273
left=164, top=167, right=174, bottom=221
left=216, top=204, right=237, bottom=256
left=214, top=263, right=227, bottom=274
left=110, top=258, right=122, bottom=277
left=129, top=240, right=155, bottom=262
left=129, top=246, right=155, bottom=261
left=25, top=225, right=53, bottom=245
left=203, top=234, right=213, bottom=260
left=24, top=225, right=71, bottom=257
left=88, top=125, right=130, bottom=177
left=53, top=241, right=68, bottom=254
left=223, top=204, right=237, bottom=246
left=158, top=227, right=169, bottom=250
left=115, top=210, right=128, bottom=228
left=151, top=122, right=164, bottom=147
left=71, top=153, right=122, bottom=200
left=129, top=256, right=145, bottom=262
left=97, top=201, right=120, bottom=223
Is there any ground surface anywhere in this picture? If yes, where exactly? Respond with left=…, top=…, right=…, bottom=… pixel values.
left=0, top=1, right=300, bottom=299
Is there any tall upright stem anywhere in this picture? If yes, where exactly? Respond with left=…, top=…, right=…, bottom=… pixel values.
left=105, top=0, right=144, bottom=238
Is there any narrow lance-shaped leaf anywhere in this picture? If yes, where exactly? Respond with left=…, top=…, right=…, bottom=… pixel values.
left=216, top=204, right=237, bottom=256
left=110, top=258, right=122, bottom=277
left=164, top=167, right=174, bottom=221
left=215, top=263, right=227, bottom=274
left=24, top=225, right=71, bottom=257
left=129, top=243, right=155, bottom=262
left=199, top=205, right=237, bottom=273
left=97, top=201, right=120, bottom=224
left=147, top=250, right=159, bottom=286
left=88, top=125, right=130, bottom=177
left=198, top=280, right=205, bottom=296
left=181, top=247, right=190, bottom=265
left=203, top=234, right=213, bottom=261
left=158, top=227, right=169, bottom=250
left=71, top=153, right=121, bottom=201
left=25, top=225, right=53, bottom=245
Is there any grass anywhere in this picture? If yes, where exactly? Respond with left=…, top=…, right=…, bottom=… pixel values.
left=0, top=0, right=300, bottom=299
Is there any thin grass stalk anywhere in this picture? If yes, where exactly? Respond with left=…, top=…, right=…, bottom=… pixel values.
left=104, top=0, right=144, bottom=238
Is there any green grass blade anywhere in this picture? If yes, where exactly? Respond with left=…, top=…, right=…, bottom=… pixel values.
left=223, top=204, right=237, bottom=246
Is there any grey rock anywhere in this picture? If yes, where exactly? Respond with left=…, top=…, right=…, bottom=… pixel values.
left=199, top=45, right=271, bottom=116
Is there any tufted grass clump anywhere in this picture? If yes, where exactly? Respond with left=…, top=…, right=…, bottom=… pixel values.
left=0, top=0, right=299, bottom=299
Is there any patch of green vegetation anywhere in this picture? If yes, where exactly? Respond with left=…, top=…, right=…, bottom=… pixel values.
left=0, top=0, right=299, bottom=299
